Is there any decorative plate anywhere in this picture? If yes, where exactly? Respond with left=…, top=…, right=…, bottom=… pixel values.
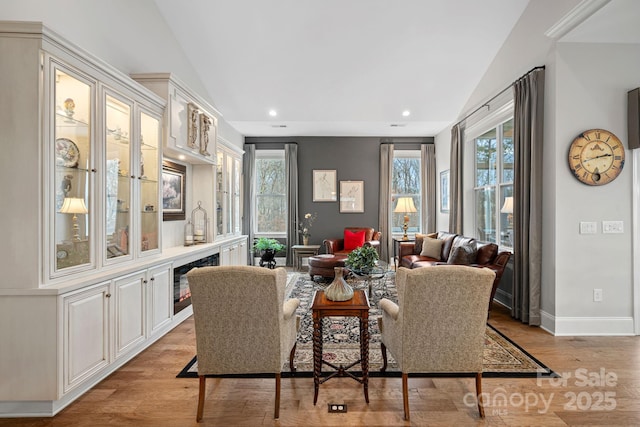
left=55, top=138, right=79, bottom=168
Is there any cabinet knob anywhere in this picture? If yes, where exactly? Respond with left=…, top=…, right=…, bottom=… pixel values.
left=131, top=175, right=135, bottom=179
left=143, top=279, right=148, bottom=284
left=105, top=293, right=111, bottom=298
left=91, top=168, right=97, bottom=173
left=150, top=277, right=155, bottom=281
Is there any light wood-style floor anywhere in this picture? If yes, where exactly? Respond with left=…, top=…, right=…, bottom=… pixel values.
left=2, top=303, right=639, bottom=426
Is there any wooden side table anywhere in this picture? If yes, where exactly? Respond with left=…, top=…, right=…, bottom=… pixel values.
left=311, top=289, right=370, bottom=405
left=291, top=244, right=321, bottom=270
left=393, top=237, right=415, bottom=270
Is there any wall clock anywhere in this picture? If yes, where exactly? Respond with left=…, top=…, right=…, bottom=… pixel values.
left=568, top=128, right=625, bottom=185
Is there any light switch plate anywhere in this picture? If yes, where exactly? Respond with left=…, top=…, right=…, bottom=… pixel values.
left=580, top=222, right=597, bottom=234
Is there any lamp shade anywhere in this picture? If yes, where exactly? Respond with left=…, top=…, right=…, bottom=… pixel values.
left=394, top=197, right=417, bottom=213
left=500, top=196, right=513, bottom=214
left=59, top=197, right=88, bottom=214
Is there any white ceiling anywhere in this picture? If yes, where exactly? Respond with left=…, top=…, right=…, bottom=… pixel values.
left=153, top=0, right=639, bottom=138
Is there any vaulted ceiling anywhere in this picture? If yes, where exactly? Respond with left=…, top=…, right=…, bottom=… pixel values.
left=154, top=0, right=639, bottom=137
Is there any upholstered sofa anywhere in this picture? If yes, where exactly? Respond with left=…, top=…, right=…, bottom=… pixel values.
left=323, top=227, right=381, bottom=256
left=398, top=231, right=511, bottom=311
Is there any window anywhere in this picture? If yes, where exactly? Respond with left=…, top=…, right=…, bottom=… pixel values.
left=391, top=150, right=422, bottom=235
left=474, top=119, right=513, bottom=247
left=254, top=150, right=286, bottom=234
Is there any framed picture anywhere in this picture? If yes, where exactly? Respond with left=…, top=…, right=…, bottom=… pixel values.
left=162, top=160, right=186, bottom=221
left=440, top=170, right=450, bottom=213
left=340, top=180, right=364, bottom=213
left=313, top=169, right=337, bottom=202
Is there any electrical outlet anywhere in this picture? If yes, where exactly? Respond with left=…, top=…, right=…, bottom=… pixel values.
left=328, top=404, right=347, bottom=413
left=593, top=289, right=603, bottom=302
left=602, top=221, right=623, bottom=234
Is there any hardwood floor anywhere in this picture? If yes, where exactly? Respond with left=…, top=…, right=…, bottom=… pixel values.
left=2, top=303, right=639, bottom=426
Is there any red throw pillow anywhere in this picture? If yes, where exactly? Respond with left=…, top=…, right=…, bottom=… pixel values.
left=344, top=229, right=366, bottom=251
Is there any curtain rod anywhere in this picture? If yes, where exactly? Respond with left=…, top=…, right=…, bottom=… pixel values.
left=454, top=65, right=545, bottom=128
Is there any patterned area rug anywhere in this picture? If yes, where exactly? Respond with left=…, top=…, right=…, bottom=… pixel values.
left=178, top=271, right=553, bottom=378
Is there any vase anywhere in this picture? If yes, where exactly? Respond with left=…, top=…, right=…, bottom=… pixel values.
left=324, top=267, right=354, bottom=301
left=303, top=236, right=309, bottom=246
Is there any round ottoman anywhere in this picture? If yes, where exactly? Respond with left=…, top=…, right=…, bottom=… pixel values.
left=308, top=254, right=347, bottom=279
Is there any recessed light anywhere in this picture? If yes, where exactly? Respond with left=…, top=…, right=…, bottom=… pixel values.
left=268, top=109, right=278, bottom=117
left=178, top=154, right=186, bottom=160
left=402, top=110, right=411, bottom=117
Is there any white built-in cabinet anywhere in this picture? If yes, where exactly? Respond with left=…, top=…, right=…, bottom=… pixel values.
left=216, top=144, right=244, bottom=240
left=0, top=22, right=191, bottom=417
left=130, top=73, right=218, bottom=166
left=62, top=262, right=171, bottom=395
left=0, top=22, right=246, bottom=418
left=221, top=239, right=248, bottom=266
left=47, top=60, right=163, bottom=279
left=63, top=281, right=111, bottom=394
left=147, top=264, right=173, bottom=336
left=132, top=73, right=247, bottom=263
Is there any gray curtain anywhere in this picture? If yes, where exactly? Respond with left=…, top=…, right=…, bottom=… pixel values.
left=242, top=144, right=256, bottom=264
left=512, top=68, right=544, bottom=325
left=285, top=143, right=299, bottom=266
left=421, top=144, right=436, bottom=233
left=449, top=123, right=463, bottom=234
left=378, top=143, right=394, bottom=263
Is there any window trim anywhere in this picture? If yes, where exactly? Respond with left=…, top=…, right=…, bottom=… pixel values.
left=391, top=149, right=423, bottom=238
left=253, top=149, right=287, bottom=237
left=472, top=118, right=514, bottom=249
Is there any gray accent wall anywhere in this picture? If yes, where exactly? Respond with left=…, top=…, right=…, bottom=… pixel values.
left=245, top=136, right=433, bottom=251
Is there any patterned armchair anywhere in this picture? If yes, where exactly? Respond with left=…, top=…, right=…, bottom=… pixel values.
left=187, top=266, right=300, bottom=421
left=377, top=266, right=495, bottom=421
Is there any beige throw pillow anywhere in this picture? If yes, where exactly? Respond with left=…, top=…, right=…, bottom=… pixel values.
left=420, top=237, right=444, bottom=260
left=413, top=233, right=427, bottom=254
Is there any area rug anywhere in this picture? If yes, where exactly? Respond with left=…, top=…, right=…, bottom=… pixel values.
left=178, top=272, right=553, bottom=379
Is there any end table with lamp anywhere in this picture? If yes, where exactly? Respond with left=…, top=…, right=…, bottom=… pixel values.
left=393, top=196, right=417, bottom=241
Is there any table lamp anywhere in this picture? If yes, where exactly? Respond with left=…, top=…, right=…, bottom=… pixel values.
left=394, top=197, right=417, bottom=240
left=501, top=196, right=513, bottom=226
left=59, top=197, right=88, bottom=241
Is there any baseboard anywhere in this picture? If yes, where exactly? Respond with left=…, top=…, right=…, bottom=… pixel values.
left=494, top=288, right=512, bottom=309
left=540, top=310, right=635, bottom=336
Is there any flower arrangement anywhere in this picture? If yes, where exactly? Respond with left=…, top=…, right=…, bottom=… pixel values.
left=298, top=212, right=317, bottom=238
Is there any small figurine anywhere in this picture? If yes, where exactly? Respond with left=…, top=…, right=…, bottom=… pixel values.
left=199, top=114, right=212, bottom=157
left=63, top=98, right=75, bottom=118
left=61, top=174, right=73, bottom=196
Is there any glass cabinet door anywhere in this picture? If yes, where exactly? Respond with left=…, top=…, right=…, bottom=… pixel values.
left=139, top=111, right=160, bottom=254
left=225, top=155, right=233, bottom=235
left=53, top=66, right=93, bottom=273
left=233, top=157, right=241, bottom=234
left=216, top=150, right=224, bottom=236
left=104, top=93, right=133, bottom=261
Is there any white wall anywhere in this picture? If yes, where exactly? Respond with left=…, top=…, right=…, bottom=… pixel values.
left=434, top=0, right=640, bottom=335
left=435, top=0, right=580, bottom=236
left=551, top=42, right=639, bottom=334
left=0, top=0, right=244, bottom=149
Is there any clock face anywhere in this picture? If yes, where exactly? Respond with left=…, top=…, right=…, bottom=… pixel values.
left=568, top=129, right=625, bottom=185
